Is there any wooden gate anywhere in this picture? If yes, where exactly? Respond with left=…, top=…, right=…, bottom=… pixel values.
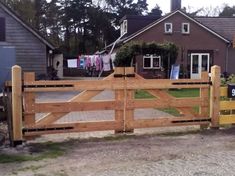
left=9, top=65, right=216, bottom=144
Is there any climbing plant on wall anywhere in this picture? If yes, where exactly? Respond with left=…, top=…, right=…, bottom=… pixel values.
left=114, top=41, right=178, bottom=68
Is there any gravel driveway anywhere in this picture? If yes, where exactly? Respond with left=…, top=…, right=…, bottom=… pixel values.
left=1, top=128, right=235, bottom=176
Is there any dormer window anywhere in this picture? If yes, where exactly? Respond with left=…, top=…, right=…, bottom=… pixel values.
left=164, top=23, right=172, bottom=34
left=120, top=20, right=127, bottom=36
left=0, top=17, right=6, bottom=41
left=182, top=23, right=190, bottom=34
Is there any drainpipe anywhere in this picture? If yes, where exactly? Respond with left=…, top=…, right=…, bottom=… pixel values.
left=225, top=42, right=231, bottom=73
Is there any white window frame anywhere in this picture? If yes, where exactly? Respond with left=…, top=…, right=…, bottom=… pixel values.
left=120, top=20, right=128, bottom=36
left=143, top=55, right=161, bottom=69
left=182, top=23, right=190, bottom=34
left=164, top=23, right=173, bottom=34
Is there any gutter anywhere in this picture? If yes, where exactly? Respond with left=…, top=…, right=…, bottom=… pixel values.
left=225, top=42, right=232, bottom=73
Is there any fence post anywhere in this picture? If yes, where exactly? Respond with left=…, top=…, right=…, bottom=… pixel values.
left=114, top=67, right=125, bottom=133
left=210, top=65, right=221, bottom=129
left=12, top=65, right=23, bottom=145
left=124, top=67, right=134, bottom=133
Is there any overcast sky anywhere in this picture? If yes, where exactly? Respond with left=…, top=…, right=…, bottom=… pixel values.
left=148, top=0, right=235, bottom=14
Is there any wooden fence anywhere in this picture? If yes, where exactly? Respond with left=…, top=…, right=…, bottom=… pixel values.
left=8, top=65, right=225, bottom=144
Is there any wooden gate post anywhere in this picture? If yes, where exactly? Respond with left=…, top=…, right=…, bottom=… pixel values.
left=210, top=65, right=221, bottom=129
left=12, top=65, right=23, bottom=144
left=124, top=67, right=134, bottom=133
left=114, top=67, right=125, bottom=133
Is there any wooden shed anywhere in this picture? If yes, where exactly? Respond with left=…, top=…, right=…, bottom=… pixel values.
left=0, top=2, right=55, bottom=77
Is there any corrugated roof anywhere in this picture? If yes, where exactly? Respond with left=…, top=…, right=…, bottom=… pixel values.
left=196, top=17, right=235, bottom=42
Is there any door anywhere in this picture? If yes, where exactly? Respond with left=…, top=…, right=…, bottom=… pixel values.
left=190, top=53, right=209, bottom=79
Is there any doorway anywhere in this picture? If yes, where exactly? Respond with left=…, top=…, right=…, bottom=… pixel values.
left=190, top=53, right=210, bottom=79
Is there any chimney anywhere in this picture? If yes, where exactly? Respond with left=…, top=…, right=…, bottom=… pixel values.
left=171, top=0, right=181, bottom=12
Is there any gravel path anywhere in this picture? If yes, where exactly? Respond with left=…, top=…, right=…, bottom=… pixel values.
left=1, top=129, right=235, bottom=176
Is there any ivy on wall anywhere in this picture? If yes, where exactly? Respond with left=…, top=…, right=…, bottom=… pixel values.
left=114, top=41, right=178, bottom=67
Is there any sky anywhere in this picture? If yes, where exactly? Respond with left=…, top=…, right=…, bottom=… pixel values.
left=148, top=0, right=235, bottom=14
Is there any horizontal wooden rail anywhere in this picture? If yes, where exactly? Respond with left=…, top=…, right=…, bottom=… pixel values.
left=127, top=117, right=211, bottom=129
left=23, top=120, right=122, bottom=136
left=219, top=115, right=235, bottom=124
left=220, top=87, right=228, bottom=97
left=220, top=101, right=235, bottom=110
left=24, top=79, right=210, bottom=92
left=127, top=98, right=207, bottom=109
left=24, top=80, right=125, bottom=92
left=25, top=101, right=123, bottom=113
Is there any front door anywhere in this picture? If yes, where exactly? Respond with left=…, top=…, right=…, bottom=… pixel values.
left=190, top=53, right=210, bottom=79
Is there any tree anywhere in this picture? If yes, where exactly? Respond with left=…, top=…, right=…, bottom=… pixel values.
left=148, top=4, right=162, bottom=16
left=219, top=5, right=235, bottom=17
left=104, top=0, right=148, bottom=26
left=3, top=0, right=36, bottom=26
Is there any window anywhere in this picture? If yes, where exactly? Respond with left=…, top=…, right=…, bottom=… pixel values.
left=143, top=55, right=161, bottom=69
left=120, top=20, right=127, bottom=36
left=182, top=23, right=190, bottom=34
left=0, top=17, right=5, bottom=41
left=164, top=23, right=172, bottom=34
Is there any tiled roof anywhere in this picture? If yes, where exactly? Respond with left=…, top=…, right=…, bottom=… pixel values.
left=195, top=17, right=235, bottom=41
left=124, top=10, right=230, bottom=43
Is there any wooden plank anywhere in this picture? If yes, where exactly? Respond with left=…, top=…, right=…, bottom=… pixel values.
left=26, top=101, right=123, bottom=113
left=127, top=98, right=207, bottom=109
left=124, top=67, right=135, bottom=133
left=128, top=118, right=210, bottom=129
left=24, top=79, right=125, bottom=92
left=24, top=77, right=210, bottom=93
left=24, top=121, right=122, bottom=136
left=220, top=87, right=228, bottom=97
left=23, top=72, right=36, bottom=126
left=210, top=66, right=221, bottom=128
left=126, top=79, right=210, bottom=90
left=220, top=101, right=235, bottom=110
left=114, top=67, right=125, bottom=133
left=219, top=115, right=235, bottom=124
left=36, top=74, right=114, bottom=126
left=12, top=65, right=23, bottom=141
left=200, top=72, right=210, bottom=129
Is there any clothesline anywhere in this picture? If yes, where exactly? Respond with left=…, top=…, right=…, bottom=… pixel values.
left=67, top=54, right=116, bottom=72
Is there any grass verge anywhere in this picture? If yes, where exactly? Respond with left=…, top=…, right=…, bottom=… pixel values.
left=0, top=142, right=66, bottom=163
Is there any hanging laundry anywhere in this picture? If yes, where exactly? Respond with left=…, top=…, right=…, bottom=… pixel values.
left=95, top=56, right=102, bottom=71
left=67, top=59, right=77, bottom=68
left=102, top=54, right=111, bottom=71
left=86, top=56, right=92, bottom=68
left=91, top=55, right=96, bottom=66
left=111, top=53, right=116, bottom=69
left=77, top=56, right=80, bottom=68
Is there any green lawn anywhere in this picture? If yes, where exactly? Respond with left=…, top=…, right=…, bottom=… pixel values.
left=135, top=89, right=200, bottom=116
left=135, top=89, right=199, bottom=99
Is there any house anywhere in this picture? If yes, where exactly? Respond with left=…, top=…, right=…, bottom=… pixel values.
left=115, top=0, right=235, bottom=79
left=0, top=1, right=62, bottom=83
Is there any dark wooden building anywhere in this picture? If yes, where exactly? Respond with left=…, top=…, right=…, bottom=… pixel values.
left=0, top=2, right=55, bottom=76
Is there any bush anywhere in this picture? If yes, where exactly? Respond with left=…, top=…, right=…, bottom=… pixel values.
left=221, top=74, right=235, bottom=86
